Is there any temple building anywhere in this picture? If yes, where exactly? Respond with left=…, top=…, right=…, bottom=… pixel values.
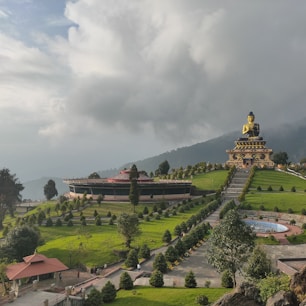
left=226, top=111, right=274, bottom=169
left=64, top=169, right=192, bottom=201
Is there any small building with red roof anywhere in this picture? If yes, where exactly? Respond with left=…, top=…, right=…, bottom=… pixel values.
left=6, top=252, right=68, bottom=296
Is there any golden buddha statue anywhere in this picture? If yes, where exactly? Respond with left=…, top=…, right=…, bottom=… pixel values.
left=242, top=111, right=260, bottom=137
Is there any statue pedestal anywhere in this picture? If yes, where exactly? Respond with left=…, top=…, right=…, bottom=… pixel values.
left=226, top=137, right=274, bottom=169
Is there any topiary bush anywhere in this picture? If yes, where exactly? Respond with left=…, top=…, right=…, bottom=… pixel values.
left=165, top=246, right=179, bottom=263
left=185, top=270, right=197, bottom=288
left=162, top=229, right=172, bottom=244
left=45, top=217, right=53, bottom=227
left=84, top=287, right=103, bottom=306
left=196, top=294, right=209, bottom=306
left=149, top=270, right=164, bottom=288
left=55, top=218, right=62, bottom=227
left=119, top=272, right=133, bottom=290
left=125, top=249, right=138, bottom=268
left=153, top=253, right=167, bottom=273
left=101, top=280, right=116, bottom=303
left=138, top=243, right=150, bottom=259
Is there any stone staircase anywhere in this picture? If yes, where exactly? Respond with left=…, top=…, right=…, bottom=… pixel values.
left=223, top=169, right=250, bottom=202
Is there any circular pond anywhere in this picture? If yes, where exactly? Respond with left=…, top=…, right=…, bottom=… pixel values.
left=244, top=220, right=289, bottom=233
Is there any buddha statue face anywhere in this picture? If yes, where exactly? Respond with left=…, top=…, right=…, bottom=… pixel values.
left=248, top=114, right=255, bottom=123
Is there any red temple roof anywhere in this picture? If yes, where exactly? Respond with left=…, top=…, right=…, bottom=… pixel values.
left=6, top=253, right=68, bottom=281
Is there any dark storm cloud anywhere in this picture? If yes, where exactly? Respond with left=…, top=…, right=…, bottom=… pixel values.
left=61, top=0, right=306, bottom=145
left=2, top=0, right=306, bottom=180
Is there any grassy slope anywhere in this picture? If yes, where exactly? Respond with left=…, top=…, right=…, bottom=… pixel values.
left=37, top=199, right=213, bottom=267
left=245, top=170, right=306, bottom=213
left=191, top=170, right=228, bottom=190
left=113, top=287, right=231, bottom=306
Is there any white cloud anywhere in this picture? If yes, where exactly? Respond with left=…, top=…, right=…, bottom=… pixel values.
left=1, top=0, right=306, bottom=180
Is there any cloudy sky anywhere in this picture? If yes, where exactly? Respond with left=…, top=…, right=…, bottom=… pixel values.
left=1, top=0, right=306, bottom=182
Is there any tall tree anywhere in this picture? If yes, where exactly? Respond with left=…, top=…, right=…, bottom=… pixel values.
left=272, top=151, right=289, bottom=165
left=156, top=160, right=170, bottom=176
left=206, top=209, right=255, bottom=287
left=44, top=179, right=58, bottom=200
left=0, top=225, right=40, bottom=261
left=0, top=168, right=24, bottom=229
left=117, top=213, right=141, bottom=248
left=129, top=165, right=139, bottom=213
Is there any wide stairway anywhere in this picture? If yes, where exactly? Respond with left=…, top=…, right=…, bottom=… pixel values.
left=205, top=169, right=250, bottom=227
left=223, top=168, right=250, bottom=202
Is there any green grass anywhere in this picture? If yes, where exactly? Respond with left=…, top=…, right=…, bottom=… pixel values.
left=192, top=170, right=228, bottom=190
left=256, top=236, right=280, bottom=245
left=37, top=200, right=212, bottom=267
left=113, top=287, right=231, bottom=306
left=245, top=192, right=306, bottom=213
left=250, top=170, right=306, bottom=191
left=287, top=230, right=306, bottom=244
left=244, top=170, right=306, bottom=213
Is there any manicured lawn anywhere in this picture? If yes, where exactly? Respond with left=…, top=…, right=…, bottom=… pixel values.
left=245, top=192, right=306, bottom=213
left=244, top=169, right=306, bottom=213
left=250, top=170, right=306, bottom=191
left=192, top=170, right=228, bottom=190
left=38, top=200, right=212, bottom=267
left=113, top=287, right=231, bottom=306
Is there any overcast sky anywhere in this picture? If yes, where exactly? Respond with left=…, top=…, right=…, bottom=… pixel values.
left=1, top=0, right=306, bottom=181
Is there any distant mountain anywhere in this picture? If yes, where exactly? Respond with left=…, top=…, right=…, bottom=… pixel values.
left=102, top=119, right=306, bottom=175
left=22, top=120, right=306, bottom=201
left=21, top=177, right=69, bottom=201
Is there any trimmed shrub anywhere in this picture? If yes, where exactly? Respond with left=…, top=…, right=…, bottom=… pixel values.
left=185, top=270, right=197, bottom=288
left=153, top=253, right=167, bottom=273
left=55, top=218, right=62, bottom=227
left=95, top=216, right=102, bottom=226
left=119, top=272, right=133, bottom=290
left=84, top=288, right=103, bottom=306
left=45, top=217, right=53, bottom=227
left=101, top=280, right=116, bottom=303
left=139, top=243, right=150, bottom=259
left=174, top=225, right=182, bottom=236
left=175, top=238, right=186, bottom=257
left=165, top=246, right=179, bottom=263
left=125, top=249, right=138, bottom=268
left=149, top=270, right=164, bottom=288
left=162, top=229, right=172, bottom=244
left=143, top=206, right=149, bottom=215
left=196, top=295, right=209, bottom=306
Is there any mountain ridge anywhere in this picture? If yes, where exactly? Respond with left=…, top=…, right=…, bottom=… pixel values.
left=21, top=120, right=306, bottom=201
